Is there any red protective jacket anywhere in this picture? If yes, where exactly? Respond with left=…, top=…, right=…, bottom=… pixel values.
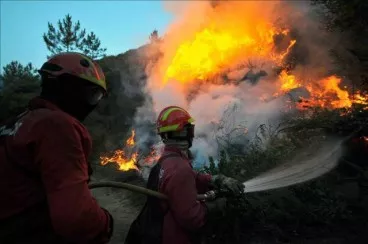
left=0, top=97, right=112, bottom=243
left=159, top=146, right=212, bottom=244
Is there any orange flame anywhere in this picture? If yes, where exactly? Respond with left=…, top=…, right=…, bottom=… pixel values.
left=289, top=76, right=368, bottom=110
left=279, top=70, right=302, bottom=93
left=100, top=129, right=163, bottom=171
left=100, top=150, right=138, bottom=171
left=126, top=129, right=136, bottom=146
left=293, top=76, right=349, bottom=109
left=100, top=129, right=140, bottom=171
left=162, top=2, right=296, bottom=85
left=158, top=2, right=368, bottom=112
left=353, top=93, right=368, bottom=108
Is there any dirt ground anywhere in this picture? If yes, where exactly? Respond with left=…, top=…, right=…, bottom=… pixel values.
left=90, top=165, right=146, bottom=244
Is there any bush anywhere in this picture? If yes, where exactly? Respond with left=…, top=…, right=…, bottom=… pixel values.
left=198, top=107, right=367, bottom=243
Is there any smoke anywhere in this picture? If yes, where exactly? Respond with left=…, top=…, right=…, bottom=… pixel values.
left=133, top=0, right=342, bottom=166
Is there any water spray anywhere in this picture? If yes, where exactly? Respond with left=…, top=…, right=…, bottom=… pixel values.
left=242, top=138, right=343, bottom=193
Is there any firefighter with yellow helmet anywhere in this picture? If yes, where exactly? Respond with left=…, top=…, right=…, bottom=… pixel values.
left=126, top=106, right=244, bottom=244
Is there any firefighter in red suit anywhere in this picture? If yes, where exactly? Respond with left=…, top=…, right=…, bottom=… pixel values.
left=125, top=106, right=244, bottom=244
left=0, top=52, right=113, bottom=243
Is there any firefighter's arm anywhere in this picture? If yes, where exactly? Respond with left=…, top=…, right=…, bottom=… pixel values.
left=34, top=115, right=113, bottom=243
left=164, top=163, right=207, bottom=231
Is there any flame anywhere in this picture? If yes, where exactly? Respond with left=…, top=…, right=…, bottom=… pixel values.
left=294, top=76, right=350, bottom=109
left=126, top=129, right=136, bottom=146
left=353, top=93, right=368, bottom=108
left=157, top=1, right=368, bottom=112
left=274, top=72, right=368, bottom=111
left=100, top=129, right=163, bottom=171
left=100, top=129, right=140, bottom=171
left=290, top=76, right=368, bottom=110
left=162, top=2, right=295, bottom=85
left=100, top=150, right=138, bottom=171
left=279, top=70, right=302, bottom=93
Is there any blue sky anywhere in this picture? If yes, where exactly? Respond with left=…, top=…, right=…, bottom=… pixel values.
left=0, top=0, right=173, bottom=70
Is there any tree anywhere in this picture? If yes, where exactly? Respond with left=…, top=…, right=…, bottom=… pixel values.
left=149, top=30, right=160, bottom=43
left=43, top=14, right=107, bottom=59
left=43, top=14, right=86, bottom=57
left=0, top=61, right=39, bottom=87
left=0, top=61, right=40, bottom=122
left=81, top=32, right=107, bottom=59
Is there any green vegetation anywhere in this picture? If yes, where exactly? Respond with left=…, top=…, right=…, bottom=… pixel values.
left=0, top=61, right=40, bottom=122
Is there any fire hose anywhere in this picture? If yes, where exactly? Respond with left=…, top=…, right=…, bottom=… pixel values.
left=89, top=181, right=213, bottom=201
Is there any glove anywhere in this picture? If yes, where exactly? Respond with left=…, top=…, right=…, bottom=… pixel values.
left=204, top=197, right=227, bottom=215
left=211, top=174, right=244, bottom=195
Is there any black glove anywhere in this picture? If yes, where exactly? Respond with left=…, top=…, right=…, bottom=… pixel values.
left=211, top=174, right=244, bottom=195
left=204, top=197, right=227, bottom=215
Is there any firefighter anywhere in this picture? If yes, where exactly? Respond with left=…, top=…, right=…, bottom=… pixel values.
left=125, top=105, right=244, bottom=244
left=0, top=52, right=113, bottom=243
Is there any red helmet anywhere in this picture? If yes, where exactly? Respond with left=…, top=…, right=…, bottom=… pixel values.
left=156, top=106, right=195, bottom=134
left=38, top=52, right=107, bottom=92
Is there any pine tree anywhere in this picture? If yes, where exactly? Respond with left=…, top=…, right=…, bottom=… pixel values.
left=81, top=32, right=107, bottom=59
left=0, top=61, right=40, bottom=121
left=43, top=14, right=86, bottom=58
left=149, top=30, right=160, bottom=43
left=0, top=61, right=39, bottom=87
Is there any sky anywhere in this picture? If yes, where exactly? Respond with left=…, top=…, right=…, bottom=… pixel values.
left=0, top=0, right=174, bottom=70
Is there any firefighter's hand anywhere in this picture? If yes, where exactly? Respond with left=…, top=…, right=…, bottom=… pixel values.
left=204, top=197, right=227, bottom=215
left=211, top=174, right=244, bottom=195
